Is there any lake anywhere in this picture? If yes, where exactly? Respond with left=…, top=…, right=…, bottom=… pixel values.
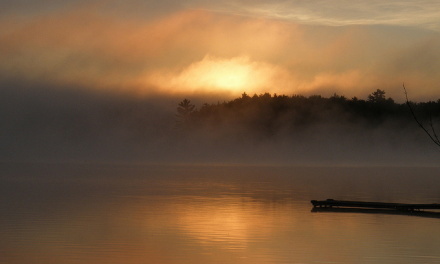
left=1, top=163, right=440, bottom=264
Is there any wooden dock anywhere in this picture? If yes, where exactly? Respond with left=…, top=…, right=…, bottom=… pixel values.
left=311, top=199, right=440, bottom=212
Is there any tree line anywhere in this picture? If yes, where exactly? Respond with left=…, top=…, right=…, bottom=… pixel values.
left=176, top=89, right=440, bottom=137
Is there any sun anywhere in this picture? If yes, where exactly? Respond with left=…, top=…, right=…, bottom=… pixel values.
left=179, top=55, right=255, bottom=92
left=195, top=57, right=252, bottom=91
left=167, top=55, right=273, bottom=94
left=145, top=54, right=289, bottom=95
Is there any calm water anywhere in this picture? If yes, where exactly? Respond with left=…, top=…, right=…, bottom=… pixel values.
left=2, top=164, right=440, bottom=264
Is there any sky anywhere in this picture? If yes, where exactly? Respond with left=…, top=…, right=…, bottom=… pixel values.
left=2, top=0, right=440, bottom=101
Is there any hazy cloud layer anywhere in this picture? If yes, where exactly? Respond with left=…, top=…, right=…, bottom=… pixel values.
left=5, top=0, right=440, bottom=31
left=202, top=0, right=440, bottom=31
left=1, top=1, right=440, bottom=101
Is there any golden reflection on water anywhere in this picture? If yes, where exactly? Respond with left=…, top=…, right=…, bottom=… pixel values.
left=123, top=194, right=303, bottom=264
left=3, top=165, right=440, bottom=264
left=172, top=196, right=277, bottom=248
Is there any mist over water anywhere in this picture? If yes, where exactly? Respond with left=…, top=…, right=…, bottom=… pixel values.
left=0, top=82, right=439, bottom=165
left=2, top=81, right=440, bottom=264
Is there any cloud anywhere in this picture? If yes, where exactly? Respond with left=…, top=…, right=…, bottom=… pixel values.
left=6, top=0, right=440, bottom=32
left=0, top=3, right=439, bottom=100
left=204, top=0, right=440, bottom=31
left=0, top=7, right=299, bottom=93
left=0, top=8, right=212, bottom=89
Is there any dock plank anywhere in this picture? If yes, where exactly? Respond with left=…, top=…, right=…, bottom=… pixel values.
left=311, top=199, right=440, bottom=211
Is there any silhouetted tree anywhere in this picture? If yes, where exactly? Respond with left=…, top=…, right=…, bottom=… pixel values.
left=403, top=84, right=440, bottom=147
left=368, top=89, right=386, bottom=103
left=175, top=99, right=195, bottom=129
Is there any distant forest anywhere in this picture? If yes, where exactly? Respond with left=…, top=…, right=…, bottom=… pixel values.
left=2, top=86, right=439, bottom=162
left=176, top=89, right=440, bottom=137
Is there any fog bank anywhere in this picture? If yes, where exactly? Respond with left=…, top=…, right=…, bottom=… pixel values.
left=1, top=83, right=439, bottom=166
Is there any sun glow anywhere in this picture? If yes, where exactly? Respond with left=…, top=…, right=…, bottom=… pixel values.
left=145, top=55, right=293, bottom=95
left=171, top=55, right=259, bottom=93
left=196, top=59, right=252, bottom=90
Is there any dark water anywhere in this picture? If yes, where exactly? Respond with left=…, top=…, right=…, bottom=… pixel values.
left=2, top=164, right=440, bottom=264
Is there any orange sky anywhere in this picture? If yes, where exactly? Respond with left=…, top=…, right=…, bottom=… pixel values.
left=1, top=1, right=440, bottom=100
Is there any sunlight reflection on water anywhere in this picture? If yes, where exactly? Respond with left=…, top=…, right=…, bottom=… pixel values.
left=1, top=164, right=440, bottom=264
